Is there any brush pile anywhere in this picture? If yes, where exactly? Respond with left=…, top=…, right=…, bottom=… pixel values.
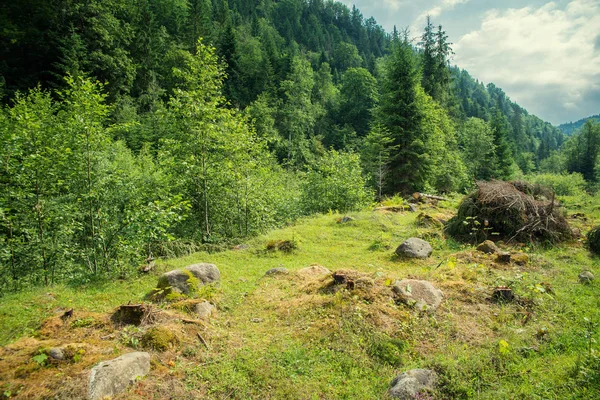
left=446, top=180, right=572, bottom=243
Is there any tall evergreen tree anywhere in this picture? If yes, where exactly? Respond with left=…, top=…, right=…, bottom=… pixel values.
left=376, top=32, right=426, bottom=194
left=490, top=108, right=514, bottom=179
left=420, top=16, right=436, bottom=99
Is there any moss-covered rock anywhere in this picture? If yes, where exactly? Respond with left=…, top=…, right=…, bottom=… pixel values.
left=151, top=263, right=220, bottom=300
left=141, top=326, right=178, bottom=351
left=512, top=253, right=529, bottom=265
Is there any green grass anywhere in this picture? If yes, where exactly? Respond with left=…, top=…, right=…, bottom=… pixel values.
left=1, top=199, right=600, bottom=399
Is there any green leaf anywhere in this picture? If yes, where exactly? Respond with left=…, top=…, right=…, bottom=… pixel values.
left=498, top=340, right=510, bottom=355
left=32, top=353, right=48, bottom=366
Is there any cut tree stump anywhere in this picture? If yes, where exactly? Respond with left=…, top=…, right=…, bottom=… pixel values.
left=111, top=304, right=154, bottom=326
left=492, top=286, right=514, bottom=302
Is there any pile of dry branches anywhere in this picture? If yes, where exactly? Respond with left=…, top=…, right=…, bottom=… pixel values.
left=446, top=180, right=572, bottom=243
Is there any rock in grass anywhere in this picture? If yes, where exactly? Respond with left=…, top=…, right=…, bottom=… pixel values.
left=88, top=352, right=150, bottom=400
left=195, top=301, right=216, bottom=318
left=141, top=326, right=178, bottom=351
left=579, top=271, right=594, bottom=284
left=389, top=369, right=438, bottom=399
left=186, top=263, right=220, bottom=284
left=476, top=240, right=500, bottom=254
left=48, top=347, right=65, bottom=361
left=512, top=253, right=529, bottom=265
left=265, top=267, right=289, bottom=276
left=155, top=263, right=220, bottom=297
left=395, top=238, right=433, bottom=259
left=392, top=280, right=443, bottom=312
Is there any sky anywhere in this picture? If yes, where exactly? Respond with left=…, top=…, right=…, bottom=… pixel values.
left=339, top=0, right=600, bottom=125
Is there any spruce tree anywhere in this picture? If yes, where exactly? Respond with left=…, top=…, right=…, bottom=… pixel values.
left=376, top=32, right=426, bottom=194
left=420, top=16, right=436, bottom=99
left=490, top=108, right=514, bottom=180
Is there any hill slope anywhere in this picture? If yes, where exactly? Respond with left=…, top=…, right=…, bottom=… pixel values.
left=558, top=114, right=600, bottom=136
left=0, top=0, right=564, bottom=162
left=1, top=197, right=599, bottom=399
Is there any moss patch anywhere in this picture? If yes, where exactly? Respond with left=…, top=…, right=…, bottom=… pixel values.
left=141, top=326, right=179, bottom=351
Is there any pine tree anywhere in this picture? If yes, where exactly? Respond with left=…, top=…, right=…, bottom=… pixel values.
left=376, top=32, right=426, bottom=194
left=490, top=108, right=514, bottom=180
left=433, top=24, right=452, bottom=103
left=420, top=16, right=436, bottom=99
left=361, top=124, right=392, bottom=200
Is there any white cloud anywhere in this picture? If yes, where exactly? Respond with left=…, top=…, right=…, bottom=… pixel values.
left=411, top=0, right=471, bottom=32
left=454, top=0, right=600, bottom=124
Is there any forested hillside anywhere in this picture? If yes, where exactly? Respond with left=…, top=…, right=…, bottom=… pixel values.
left=559, top=114, right=600, bottom=136
left=1, top=0, right=599, bottom=290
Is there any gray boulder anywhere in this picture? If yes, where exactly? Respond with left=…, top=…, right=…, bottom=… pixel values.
left=579, top=271, right=594, bottom=284
left=156, top=263, right=220, bottom=296
left=88, top=352, right=150, bottom=400
left=195, top=301, right=215, bottom=318
left=389, top=369, right=438, bottom=399
left=476, top=240, right=500, bottom=254
left=265, top=267, right=289, bottom=276
left=395, top=238, right=433, bottom=259
left=186, top=263, right=220, bottom=284
left=393, top=279, right=443, bottom=312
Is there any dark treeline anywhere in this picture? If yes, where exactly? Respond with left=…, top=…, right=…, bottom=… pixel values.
left=0, top=0, right=596, bottom=290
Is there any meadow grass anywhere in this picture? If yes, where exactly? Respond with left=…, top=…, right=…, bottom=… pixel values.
left=1, top=197, right=599, bottom=399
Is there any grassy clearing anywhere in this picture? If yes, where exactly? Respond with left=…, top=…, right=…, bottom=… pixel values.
left=1, top=198, right=599, bottom=399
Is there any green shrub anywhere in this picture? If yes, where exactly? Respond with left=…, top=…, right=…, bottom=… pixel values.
left=523, top=173, right=587, bottom=196
left=301, top=150, right=373, bottom=214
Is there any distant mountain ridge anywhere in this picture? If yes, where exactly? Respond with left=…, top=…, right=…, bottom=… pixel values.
left=558, top=114, right=600, bottom=135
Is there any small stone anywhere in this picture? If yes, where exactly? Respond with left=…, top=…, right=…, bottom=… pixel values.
left=392, top=280, right=444, bottom=312
left=265, top=267, right=289, bottom=276
left=395, top=238, right=433, bottom=259
left=194, top=301, right=215, bottom=318
left=476, top=240, right=500, bottom=254
left=512, top=253, right=529, bottom=265
left=48, top=347, right=65, bottom=361
left=408, top=204, right=418, bottom=212
left=496, top=252, right=511, bottom=263
left=250, top=318, right=263, bottom=323
left=389, top=369, right=438, bottom=399
left=88, top=352, right=150, bottom=400
left=338, top=216, right=355, bottom=223
left=579, top=271, right=594, bottom=284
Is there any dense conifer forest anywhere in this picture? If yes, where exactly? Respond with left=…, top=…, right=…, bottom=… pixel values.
left=1, top=0, right=599, bottom=290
